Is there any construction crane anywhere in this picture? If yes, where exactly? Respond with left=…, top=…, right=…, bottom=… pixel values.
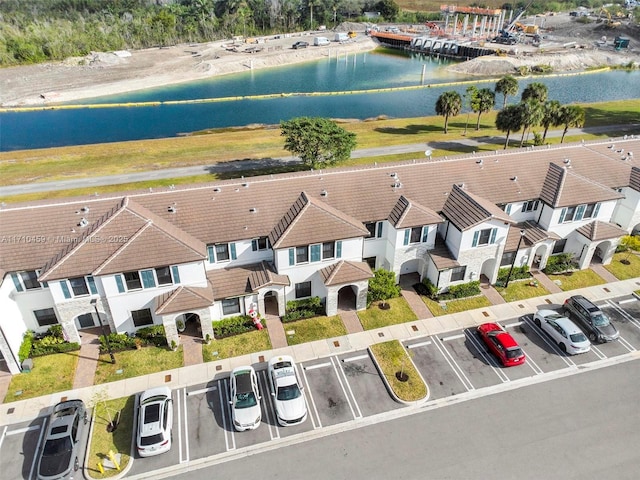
left=504, top=0, right=535, bottom=32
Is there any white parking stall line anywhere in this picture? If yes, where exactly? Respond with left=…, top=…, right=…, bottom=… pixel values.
left=28, top=416, right=47, bottom=480
left=259, top=370, right=279, bottom=440
left=187, top=385, right=217, bottom=396
left=304, top=362, right=332, bottom=370
left=504, top=321, right=523, bottom=329
left=176, top=388, right=184, bottom=464
left=591, top=345, right=607, bottom=360
left=218, top=379, right=236, bottom=451
left=464, top=330, right=510, bottom=383
left=432, top=335, right=474, bottom=391
left=330, top=356, right=362, bottom=420
left=0, top=426, right=7, bottom=451
left=441, top=333, right=465, bottom=342
left=4, top=424, right=41, bottom=436
left=617, top=298, right=637, bottom=304
left=618, top=336, right=636, bottom=352
left=521, top=348, right=544, bottom=375
left=523, top=316, right=576, bottom=368
left=407, top=340, right=432, bottom=349
left=342, top=354, right=369, bottom=363
left=182, top=387, right=190, bottom=463
left=606, top=299, right=640, bottom=331
left=299, top=364, right=321, bottom=429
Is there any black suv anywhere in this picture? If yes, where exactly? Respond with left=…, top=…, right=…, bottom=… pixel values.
left=292, top=41, right=309, bottom=49
left=563, top=295, right=619, bottom=343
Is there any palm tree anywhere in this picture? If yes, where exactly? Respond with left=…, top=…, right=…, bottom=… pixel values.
left=519, top=98, right=544, bottom=147
left=471, top=88, right=496, bottom=130
left=559, top=105, right=586, bottom=143
left=521, top=82, right=548, bottom=103
left=495, top=104, right=524, bottom=149
left=541, top=100, right=563, bottom=142
left=435, top=91, right=462, bottom=134
left=495, top=75, right=518, bottom=108
left=462, top=86, right=478, bottom=136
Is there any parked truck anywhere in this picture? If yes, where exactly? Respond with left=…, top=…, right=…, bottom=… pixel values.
left=314, top=36, right=330, bottom=46
left=334, top=32, right=349, bottom=42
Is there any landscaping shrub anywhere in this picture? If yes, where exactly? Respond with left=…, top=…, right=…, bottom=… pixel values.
left=31, top=340, right=80, bottom=357
left=496, top=265, right=531, bottom=283
left=440, top=281, right=481, bottom=300
left=18, top=331, right=34, bottom=363
left=367, top=269, right=401, bottom=305
left=136, top=325, right=167, bottom=347
left=282, top=296, right=324, bottom=323
left=416, top=278, right=439, bottom=299
left=100, top=333, right=136, bottom=353
left=543, top=253, right=577, bottom=274
left=212, top=315, right=264, bottom=338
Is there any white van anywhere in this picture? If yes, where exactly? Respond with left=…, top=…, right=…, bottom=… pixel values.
left=314, top=36, right=330, bottom=46
left=334, top=32, right=349, bottom=43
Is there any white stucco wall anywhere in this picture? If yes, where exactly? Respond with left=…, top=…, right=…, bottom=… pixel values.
left=612, top=187, right=640, bottom=232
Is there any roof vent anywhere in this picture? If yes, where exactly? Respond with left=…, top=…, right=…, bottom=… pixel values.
left=563, top=158, right=571, bottom=164
left=393, top=182, right=403, bottom=189
left=78, top=218, right=89, bottom=228
left=249, top=207, right=257, bottom=213
left=608, top=144, right=615, bottom=149
left=390, top=172, right=397, bottom=178
left=476, top=159, right=483, bottom=165
left=458, top=183, right=464, bottom=188
left=511, top=176, right=518, bottom=181
left=320, top=189, right=328, bottom=197
left=168, top=204, right=177, bottom=213
left=80, top=206, right=90, bottom=213
left=242, top=182, right=249, bottom=187
left=213, top=187, right=221, bottom=192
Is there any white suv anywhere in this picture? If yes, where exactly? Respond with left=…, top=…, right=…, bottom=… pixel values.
left=137, top=387, right=173, bottom=457
left=230, top=366, right=262, bottom=431
left=267, top=355, right=307, bottom=426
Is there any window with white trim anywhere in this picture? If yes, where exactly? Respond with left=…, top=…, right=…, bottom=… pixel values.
left=364, top=221, right=383, bottom=239
left=559, top=203, right=600, bottom=223
left=322, top=242, right=335, bottom=259
left=155, top=266, right=173, bottom=285
left=222, top=298, right=241, bottom=315
left=289, top=241, right=341, bottom=265
left=69, top=276, right=89, bottom=296
left=123, top=271, right=142, bottom=290
left=132, top=308, right=153, bottom=327
left=34, top=308, right=58, bottom=327
left=472, top=228, right=497, bottom=247
left=207, top=243, right=237, bottom=263
left=295, top=281, right=312, bottom=299
left=403, top=226, right=429, bottom=246
left=521, top=200, right=539, bottom=212
left=11, top=270, right=46, bottom=291
left=552, top=239, right=566, bottom=254
left=252, top=237, right=269, bottom=251
left=296, top=246, right=309, bottom=263
left=450, top=266, right=466, bottom=282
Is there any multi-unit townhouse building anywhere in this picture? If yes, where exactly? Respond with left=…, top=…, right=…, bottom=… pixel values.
left=1, top=137, right=639, bottom=374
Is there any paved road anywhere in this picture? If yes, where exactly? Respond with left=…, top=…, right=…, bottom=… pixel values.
left=154, top=357, right=640, bottom=480
left=1, top=124, right=638, bottom=197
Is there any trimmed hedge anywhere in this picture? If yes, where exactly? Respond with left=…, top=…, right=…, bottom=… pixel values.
left=19, top=326, right=81, bottom=359
left=212, top=315, right=264, bottom=338
left=18, top=331, right=34, bottom=363
left=99, top=333, right=136, bottom=353
left=496, top=265, right=531, bottom=283
left=416, top=278, right=439, bottom=299
left=439, top=281, right=481, bottom=300
left=31, top=341, right=80, bottom=357
left=136, top=325, right=167, bottom=347
left=282, top=296, right=324, bottom=323
left=543, top=253, right=577, bottom=274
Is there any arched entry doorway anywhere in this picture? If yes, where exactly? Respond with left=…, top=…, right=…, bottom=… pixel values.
left=176, top=312, right=201, bottom=337
left=75, top=312, right=96, bottom=330
left=337, top=285, right=357, bottom=311
left=263, top=291, right=279, bottom=316
left=592, top=240, right=613, bottom=264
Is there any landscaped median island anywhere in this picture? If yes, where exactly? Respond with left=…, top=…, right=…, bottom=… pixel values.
left=87, top=396, right=135, bottom=479
left=369, top=340, right=428, bottom=404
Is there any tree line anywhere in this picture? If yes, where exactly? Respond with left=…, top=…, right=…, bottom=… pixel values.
left=435, top=76, right=585, bottom=148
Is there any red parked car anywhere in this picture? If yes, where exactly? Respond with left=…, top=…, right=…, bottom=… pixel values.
left=477, top=323, right=526, bottom=367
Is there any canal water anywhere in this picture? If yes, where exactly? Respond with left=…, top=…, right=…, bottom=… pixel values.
left=1, top=48, right=639, bottom=151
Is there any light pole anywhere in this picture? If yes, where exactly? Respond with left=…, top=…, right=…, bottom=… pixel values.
left=91, top=298, right=115, bottom=364
left=504, top=229, right=525, bottom=289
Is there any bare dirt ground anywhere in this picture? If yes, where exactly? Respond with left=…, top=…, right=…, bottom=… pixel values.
left=0, top=16, right=638, bottom=106
left=448, top=12, right=640, bottom=75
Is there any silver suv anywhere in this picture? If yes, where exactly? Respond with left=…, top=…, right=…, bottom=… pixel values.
left=563, top=295, right=619, bottom=343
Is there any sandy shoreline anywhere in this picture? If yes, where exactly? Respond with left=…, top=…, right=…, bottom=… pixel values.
left=0, top=33, right=379, bottom=107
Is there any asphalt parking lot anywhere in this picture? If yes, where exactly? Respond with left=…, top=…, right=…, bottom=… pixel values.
left=2, top=294, right=640, bottom=479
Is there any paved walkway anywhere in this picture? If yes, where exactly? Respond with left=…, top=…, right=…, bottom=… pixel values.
left=479, top=276, right=507, bottom=305
left=400, top=274, right=434, bottom=319
left=339, top=310, right=364, bottom=334
left=264, top=314, right=287, bottom=349
left=72, top=327, right=102, bottom=390
left=182, top=334, right=204, bottom=367
left=590, top=263, right=620, bottom=283
left=531, top=269, right=564, bottom=294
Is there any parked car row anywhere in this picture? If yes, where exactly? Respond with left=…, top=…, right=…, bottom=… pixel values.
left=477, top=295, right=620, bottom=367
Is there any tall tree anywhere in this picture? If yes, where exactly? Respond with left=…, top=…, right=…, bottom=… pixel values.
left=471, top=88, right=496, bottom=130
left=281, top=117, right=356, bottom=169
left=559, top=105, right=586, bottom=143
left=495, top=75, right=519, bottom=108
left=519, top=98, right=544, bottom=147
left=540, top=100, right=563, bottom=142
left=495, top=104, right=524, bottom=149
left=435, top=91, right=462, bottom=134
left=462, top=85, right=478, bottom=136
left=521, top=82, right=548, bottom=103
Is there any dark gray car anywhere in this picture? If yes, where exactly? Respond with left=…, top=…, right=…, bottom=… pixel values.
left=563, top=295, right=620, bottom=343
left=37, top=400, right=88, bottom=480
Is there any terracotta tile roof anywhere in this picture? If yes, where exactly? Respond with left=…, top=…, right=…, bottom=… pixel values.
left=268, top=192, right=370, bottom=248
left=388, top=195, right=443, bottom=228
left=2, top=138, right=639, bottom=277
left=38, top=198, right=206, bottom=281
left=629, top=166, right=640, bottom=192
left=428, top=235, right=460, bottom=271
left=319, top=260, right=373, bottom=286
left=248, top=261, right=290, bottom=290
left=206, top=262, right=290, bottom=300
left=504, top=221, right=560, bottom=252
left=441, top=184, right=514, bottom=231
left=539, top=162, right=623, bottom=208
left=155, top=285, right=214, bottom=315
left=576, top=220, right=627, bottom=241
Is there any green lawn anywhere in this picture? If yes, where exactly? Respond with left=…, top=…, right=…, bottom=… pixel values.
left=369, top=340, right=427, bottom=402
left=547, top=269, right=606, bottom=291
left=202, top=329, right=272, bottom=362
left=285, top=315, right=347, bottom=346
left=423, top=295, right=492, bottom=316
left=87, top=395, right=135, bottom=478
left=357, top=297, right=418, bottom=330
left=604, top=253, right=640, bottom=280
left=4, top=352, right=78, bottom=402
left=495, top=279, right=551, bottom=303
left=93, top=346, right=184, bottom=384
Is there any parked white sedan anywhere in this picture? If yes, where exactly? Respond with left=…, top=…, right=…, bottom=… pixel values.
left=267, top=355, right=307, bottom=426
left=229, top=366, right=262, bottom=431
left=533, top=309, right=591, bottom=355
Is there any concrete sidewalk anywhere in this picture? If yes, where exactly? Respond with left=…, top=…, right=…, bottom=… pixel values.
left=2, top=275, right=638, bottom=426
